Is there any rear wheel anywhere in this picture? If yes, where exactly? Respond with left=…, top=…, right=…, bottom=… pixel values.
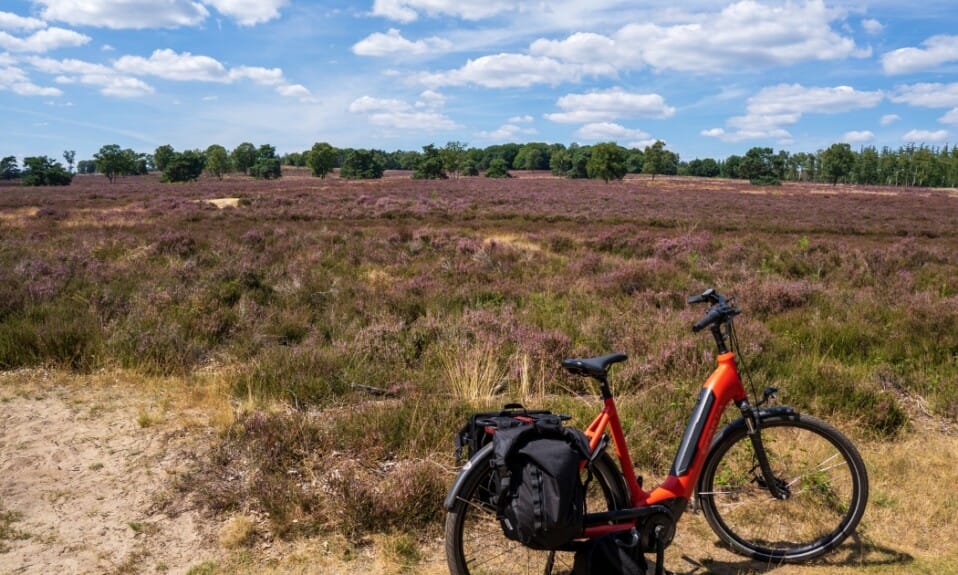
left=445, top=446, right=628, bottom=575
left=697, top=412, right=868, bottom=562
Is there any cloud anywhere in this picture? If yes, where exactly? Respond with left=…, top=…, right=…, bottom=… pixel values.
left=882, top=35, right=958, bottom=75
left=861, top=18, right=884, bottom=35
left=349, top=95, right=459, bottom=131
left=35, top=0, right=285, bottom=28
left=275, top=83, right=315, bottom=102
left=903, top=129, right=949, bottom=144
left=371, top=0, right=514, bottom=23
left=530, top=32, right=621, bottom=76
left=575, top=122, right=650, bottom=143
left=704, top=84, right=883, bottom=142
left=228, top=66, right=285, bottom=85
left=420, top=0, right=866, bottom=89
left=940, top=109, right=958, bottom=126
left=880, top=114, right=901, bottom=126
left=0, top=60, right=63, bottom=96
left=36, top=0, right=210, bottom=29
left=421, top=53, right=576, bottom=88
left=353, top=28, right=452, bottom=57
left=475, top=122, right=537, bottom=142
left=545, top=88, right=675, bottom=124
left=28, top=55, right=154, bottom=97
left=114, top=49, right=227, bottom=82
left=842, top=130, right=874, bottom=143
left=0, top=11, right=46, bottom=31
left=0, top=27, right=91, bottom=53
left=613, top=0, right=868, bottom=73
left=889, top=82, right=958, bottom=108
left=203, top=0, right=287, bottom=26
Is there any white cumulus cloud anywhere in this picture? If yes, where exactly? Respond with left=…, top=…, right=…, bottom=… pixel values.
left=890, top=82, right=958, bottom=108
left=35, top=0, right=285, bottom=28
left=421, top=53, right=575, bottom=88
left=36, top=0, right=209, bottom=29
left=903, top=129, right=949, bottom=144
left=0, top=11, right=46, bottom=31
left=575, top=122, right=650, bottom=143
left=882, top=35, right=958, bottom=75
left=0, top=26, right=90, bottom=53
left=545, top=88, right=675, bottom=124
left=349, top=94, right=459, bottom=131
left=842, top=130, right=874, bottom=143
left=704, top=84, right=883, bottom=143
left=114, top=49, right=227, bottom=82
left=203, top=0, right=287, bottom=26
left=371, top=0, right=515, bottom=23
left=353, top=28, right=452, bottom=57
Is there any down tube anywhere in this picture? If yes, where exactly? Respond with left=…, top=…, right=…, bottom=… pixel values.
left=648, top=352, right=747, bottom=503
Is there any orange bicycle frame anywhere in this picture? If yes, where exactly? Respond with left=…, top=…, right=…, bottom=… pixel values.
left=582, top=351, right=749, bottom=536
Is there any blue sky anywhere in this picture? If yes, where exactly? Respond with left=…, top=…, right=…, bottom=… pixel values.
left=2, top=0, right=958, bottom=164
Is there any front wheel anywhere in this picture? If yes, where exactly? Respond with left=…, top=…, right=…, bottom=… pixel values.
left=697, top=411, right=868, bottom=563
left=445, top=445, right=628, bottom=575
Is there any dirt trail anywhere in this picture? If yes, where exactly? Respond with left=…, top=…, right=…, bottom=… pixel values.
left=0, top=371, right=219, bottom=575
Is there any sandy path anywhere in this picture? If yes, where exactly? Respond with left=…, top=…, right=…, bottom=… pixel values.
left=0, top=372, right=219, bottom=575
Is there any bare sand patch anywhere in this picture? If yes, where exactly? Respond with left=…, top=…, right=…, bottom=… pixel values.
left=0, top=370, right=220, bottom=574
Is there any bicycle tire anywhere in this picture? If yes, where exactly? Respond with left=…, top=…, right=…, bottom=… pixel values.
left=445, top=444, right=629, bottom=575
left=697, top=411, right=868, bottom=563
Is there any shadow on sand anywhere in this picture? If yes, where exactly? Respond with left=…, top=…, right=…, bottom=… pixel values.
left=668, top=535, right=912, bottom=574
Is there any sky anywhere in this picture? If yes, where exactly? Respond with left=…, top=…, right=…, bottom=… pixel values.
left=2, top=0, right=958, bottom=164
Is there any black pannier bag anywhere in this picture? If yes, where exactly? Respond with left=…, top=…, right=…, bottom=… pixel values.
left=490, top=413, right=593, bottom=550
left=453, top=403, right=555, bottom=464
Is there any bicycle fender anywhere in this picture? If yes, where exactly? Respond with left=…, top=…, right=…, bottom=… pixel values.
left=444, top=442, right=495, bottom=510
left=708, top=406, right=799, bottom=446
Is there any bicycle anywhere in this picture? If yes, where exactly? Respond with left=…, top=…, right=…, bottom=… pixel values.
left=444, top=288, right=869, bottom=575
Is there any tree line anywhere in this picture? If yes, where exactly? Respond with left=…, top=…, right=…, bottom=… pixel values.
left=4, top=140, right=958, bottom=188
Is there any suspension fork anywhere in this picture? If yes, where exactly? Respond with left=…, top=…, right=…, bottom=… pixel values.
left=739, top=400, right=789, bottom=500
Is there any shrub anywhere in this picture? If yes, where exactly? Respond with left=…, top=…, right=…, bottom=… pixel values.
left=484, top=158, right=512, bottom=178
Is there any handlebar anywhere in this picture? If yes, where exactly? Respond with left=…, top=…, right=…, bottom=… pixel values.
left=688, top=288, right=740, bottom=333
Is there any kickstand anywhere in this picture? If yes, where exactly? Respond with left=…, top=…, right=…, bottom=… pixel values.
left=653, top=526, right=667, bottom=575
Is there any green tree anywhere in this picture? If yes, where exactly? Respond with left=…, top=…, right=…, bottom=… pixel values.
left=306, top=142, right=338, bottom=178
left=21, top=156, right=73, bottom=186
left=568, top=144, right=592, bottom=179
left=94, top=144, right=133, bottom=184
left=1, top=156, right=20, bottom=180
left=441, top=141, right=468, bottom=179
left=549, top=147, right=572, bottom=176
left=231, top=142, right=257, bottom=175
left=741, top=147, right=779, bottom=184
left=687, top=158, right=720, bottom=178
left=76, top=160, right=96, bottom=174
left=413, top=144, right=447, bottom=179
left=586, top=142, right=628, bottom=182
left=205, top=145, right=230, bottom=179
left=340, top=149, right=384, bottom=179
left=484, top=157, right=512, bottom=178
left=153, top=145, right=175, bottom=173
left=513, top=142, right=551, bottom=171
left=249, top=144, right=282, bottom=179
left=162, top=150, right=206, bottom=183
left=125, top=149, right=148, bottom=175
left=62, top=150, right=75, bottom=173
left=643, top=140, right=674, bottom=180
left=821, top=143, right=856, bottom=185
left=721, top=155, right=743, bottom=179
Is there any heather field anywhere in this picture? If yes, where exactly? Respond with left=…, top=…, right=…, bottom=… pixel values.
left=1, top=170, right=957, bottom=574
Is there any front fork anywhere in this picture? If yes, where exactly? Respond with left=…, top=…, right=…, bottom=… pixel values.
left=739, top=389, right=790, bottom=500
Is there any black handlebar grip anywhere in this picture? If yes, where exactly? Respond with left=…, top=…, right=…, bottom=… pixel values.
left=692, top=306, right=723, bottom=332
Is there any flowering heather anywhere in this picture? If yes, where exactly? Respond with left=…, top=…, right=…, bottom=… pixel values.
left=0, top=170, right=956, bottom=430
